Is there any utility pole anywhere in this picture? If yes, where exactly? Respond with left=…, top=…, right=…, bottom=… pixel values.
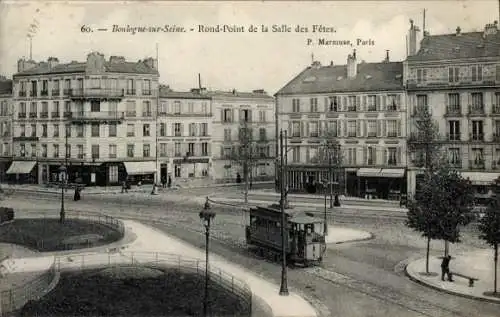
left=155, top=43, right=159, bottom=186
left=284, top=129, right=288, bottom=207
left=279, top=129, right=289, bottom=296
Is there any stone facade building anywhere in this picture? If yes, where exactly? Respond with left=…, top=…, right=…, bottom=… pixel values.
left=0, top=77, right=13, bottom=182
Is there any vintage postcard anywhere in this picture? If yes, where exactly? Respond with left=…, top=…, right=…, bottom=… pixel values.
left=0, top=1, right=499, bottom=316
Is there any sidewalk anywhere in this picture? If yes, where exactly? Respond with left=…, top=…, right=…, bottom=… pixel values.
left=406, top=249, right=500, bottom=303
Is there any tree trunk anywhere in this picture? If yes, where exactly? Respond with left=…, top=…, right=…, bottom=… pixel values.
left=244, top=164, right=249, bottom=204
left=495, top=243, right=498, bottom=294
left=444, top=240, right=449, bottom=258
left=426, top=236, right=431, bottom=274
left=329, top=168, right=333, bottom=208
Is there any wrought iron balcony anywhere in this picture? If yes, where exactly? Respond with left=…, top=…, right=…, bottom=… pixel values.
left=69, top=88, right=125, bottom=100
left=29, top=112, right=37, bottom=118
left=51, top=89, right=60, bottom=96
left=41, top=90, right=48, bottom=97
left=29, top=91, right=37, bottom=97
left=68, top=111, right=125, bottom=123
left=469, top=159, right=485, bottom=170
left=40, top=112, right=48, bottom=118
left=411, top=106, right=428, bottom=117
left=406, top=76, right=498, bottom=89
left=51, top=111, right=60, bottom=118
left=469, top=133, right=484, bottom=142
left=468, top=105, right=485, bottom=116
left=449, top=160, right=462, bottom=169
left=492, top=104, right=500, bottom=116
left=493, top=133, right=500, bottom=142
left=444, top=106, right=462, bottom=117
left=447, top=133, right=461, bottom=141
left=18, top=113, right=26, bottom=119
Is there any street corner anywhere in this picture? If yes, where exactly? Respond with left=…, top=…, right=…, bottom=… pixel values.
left=405, top=253, right=500, bottom=303
left=325, top=226, right=373, bottom=245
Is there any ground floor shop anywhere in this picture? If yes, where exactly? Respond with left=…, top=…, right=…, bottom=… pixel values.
left=212, top=159, right=275, bottom=183
left=280, top=166, right=406, bottom=200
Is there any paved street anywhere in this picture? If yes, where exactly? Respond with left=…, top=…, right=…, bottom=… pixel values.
left=4, top=190, right=500, bottom=317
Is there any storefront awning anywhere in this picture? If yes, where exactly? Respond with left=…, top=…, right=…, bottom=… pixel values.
left=124, top=161, right=156, bottom=175
left=357, top=168, right=382, bottom=177
left=357, top=168, right=405, bottom=178
left=380, top=169, right=405, bottom=178
left=6, top=161, right=36, bottom=174
left=460, top=172, right=500, bottom=185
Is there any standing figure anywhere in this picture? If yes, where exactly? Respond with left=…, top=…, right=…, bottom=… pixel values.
left=441, top=255, right=454, bottom=282
left=162, top=177, right=167, bottom=188
left=121, top=180, right=128, bottom=193
left=167, top=176, right=172, bottom=188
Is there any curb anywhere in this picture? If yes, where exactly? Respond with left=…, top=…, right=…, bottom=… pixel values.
left=404, top=263, right=500, bottom=304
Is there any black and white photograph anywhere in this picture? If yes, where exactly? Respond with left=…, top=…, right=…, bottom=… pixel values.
left=0, top=0, right=499, bottom=316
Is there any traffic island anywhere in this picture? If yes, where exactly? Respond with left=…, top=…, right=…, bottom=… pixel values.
left=18, top=265, right=251, bottom=317
left=405, top=250, right=500, bottom=303
left=0, top=217, right=124, bottom=252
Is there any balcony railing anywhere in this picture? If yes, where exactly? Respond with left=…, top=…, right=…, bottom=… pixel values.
left=18, top=113, right=26, bottom=118
left=126, top=89, right=136, bottom=95
left=29, top=112, right=37, bottom=118
left=469, top=160, right=485, bottom=170
left=63, top=111, right=72, bottom=118
left=448, top=133, right=461, bottom=141
left=468, top=105, right=485, bottom=116
left=445, top=106, right=461, bottom=116
left=407, top=76, right=498, bottom=89
left=29, top=91, right=37, bottom=97
left=493, top=133, right=500, bottom=142
left=126, top=111, right=136, bottom=117
left=449, top=160, right=462, bottom=169
left=142, top=112, right=152, bottom=117
left=51, top=89, right=60, bottom=96
left=68, top=111, right=125, bottom=122
left=51, top=111, right=60, bottom=118
left=40, top=112, right=48, bottom=118
left=69, top=88, right=125, bottom=99
left=41, top=90, right=48, bottom=96
left=492, top=104, right=500, bottom=115
left=63, top=89, right=71, bottom=96
left=411, top=106, right=428, bottom=117
left=19, top=91, right=26, bottom=97
left=469, top=133, right=484, bottom=142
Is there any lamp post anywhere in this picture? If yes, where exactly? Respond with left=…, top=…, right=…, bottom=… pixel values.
left=321, top=179, right=329, bottom=236
left=279, top=129, right=289, bottom=296
left=199, top=197, right=215, bottom=317
left=59, top=164, right=66, bottom=223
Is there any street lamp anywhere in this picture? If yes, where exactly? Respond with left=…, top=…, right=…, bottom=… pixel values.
left=199, top=197, right=215, bottom=317
left=321, top=179, right=329, bottom=236
left=59, top=164, right=66, bottom=223
left=279, top=129, right=289, bottom=296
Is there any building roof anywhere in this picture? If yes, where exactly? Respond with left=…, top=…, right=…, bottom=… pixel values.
left=276, top=61, right=403, bottom=95
left=207, top=90, right=273, bottom=100
left=14, top=61, right=158, bottom=76
left=407, top=31, right=500, bottom=62
left=159, top=87, right=211, bottom=100
left=0, top=79, right=12, bottom=95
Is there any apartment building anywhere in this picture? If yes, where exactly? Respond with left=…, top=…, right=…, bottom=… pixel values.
left=158, top=86, right=212, bottom=181
left=276, top=51, right=407, bottom=200
left=211, top=89, right=275, bottom=183
left=10, top=52, right=159, bottom=185
left=405, top=20, right=500, bottom=198
left=0, top=77, right=12, bottom=181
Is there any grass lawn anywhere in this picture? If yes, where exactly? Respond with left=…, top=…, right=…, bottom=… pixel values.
left=0, top=218, right=123, bottom=252
left=19, top=265, right=251, bottom=317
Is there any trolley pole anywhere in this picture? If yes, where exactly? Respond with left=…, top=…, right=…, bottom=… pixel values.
left=279, top=129, right=289, bottom=296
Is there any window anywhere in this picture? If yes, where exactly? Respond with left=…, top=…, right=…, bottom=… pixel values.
left=30, top=143, right=36, bottom=157
left=65, top=124, right=71, bottom=137
left=91, top=145, right=99, bottom=159
left=387, top=95, right=398, bottom=111
left=64, top=101, right=71, bottom=115
left=201, top=142, right=208, bottom=156
left=160, top=123, right=166, bottom=136
left=76, top=125, right=84, bottom=137
left=200, top=123, right=208, bottom=136
left=19, top=124, right=25, bottom=137
left=127, top=79, right=135, bottom=94
left=310, top=98, right=318, bottom=112
left=309, top=122, right=319, bottom=137
left=292, top=98, right=300, bottom=112
left=160, top=143, right=167, bottom=157
left=471, top=92, right=483, bottom=111
left=448, top=148, right=461, bottom=166
left=448, top=121, right=460, bottom=140
left=173, top=101, right=181, bottom=114
left=188, top=143, right=194, bottom=156
left=41, top=102, right=48, bottom=116
left=347, top=120, right=356, bottom=137
left=126, top=101, right=136, bottom=117
left=53, top=101, right=59, bottom=115
left=497, top=65, right=500, bottom=82
left=143, top=124, right=150, bottom=137
left=388, top=147, right=397, bottom=165
left=30, top=81, right=37, bottom=96
left=259, top=110, right=266, bottom=122
left=449, top=67, right=459, bottom=83
left=292, top=146, right=300, bottom=162
left=159, top=102, right=167, bottom=115
left=387, top=120, right=397, bottom=137
left=309, top=147, right=318, bottom=162
left=41, top=144, right=47, bottom=157
left=347, top=148, right=357, bottom=165
left=42, top=124, right=47, bottom=137
left=329, top=96, right=339, bottom=111
left=240, top=109, right=251, bottom=122
left=188, top=102, right=194, bottom=113
left=127, top=144, right=134, bottom=157
left=259, top=146, right=269, bottom=158
left=53, top=144, right=59, bottom=158
left=20, top=81, right=26, bottom=96
left=367, top=147, right=376, bottom=165
left=19, top=102, right=26, bottom=115
left=471, top=65, right=483, bottom=82
left=127, top=124, right=134, bottom=137
left=90, top=78, right=100, bottom=89
left=447, top=93, right=460, bottom=113
left=416, top=94, right=428, bottom=113
left=417, top=69, right=427, bottom=83
left=65, top=143, right=71, bottom=158
left=202, top=102, right=208, bottom=114
left=223, top=109, right=232, bottom=122
left=20, top=144, right=25, bottom=157
left=292, top=121, right=300, bottom=137
left=30, top=102, right=37, bottom=116
left=174, top=123, right=182, bottom=136
left=189, top=123, right=196, bottom=136
left=472, top=120, right=483, bottom=140
left=77, top=145, right=84, bottom=158
left=259, top=128, right=266, bottom=141
left=143, top=144, right=150, bottom=157
left=367, top=120, right=377, bottom=137
left=53, top=124, right=59, bottom=137
left=142, top=79, right=151, bottom=95
left=91, top=101, right=100, bottom=112
left=174, top=164, right=181, bottom=177
left=91, top=123, right=100, bottom=137
left=472, top=148, right=484, bottom=166
left=328, top=121, right=337, bottom=136
left=109, top=124, right=117, bottom=137
left=367, top=95, right=376, bottom=111
left=224, top=128, right=231, bottom=141
left=174, top=142, right=181, bottom=156
left=142, top=101, right=151, bottom=116
left=30, top=124, right=36, bottom=137
left=348, top=96, right=357, bottom=111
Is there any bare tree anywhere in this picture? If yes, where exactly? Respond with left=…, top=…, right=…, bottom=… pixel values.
left=318, top=129, right=344, bottom=207
left=231, top=120, right=259, bottom=204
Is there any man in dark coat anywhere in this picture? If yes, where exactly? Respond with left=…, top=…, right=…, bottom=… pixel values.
left=441, top=255, right=453, bottom=281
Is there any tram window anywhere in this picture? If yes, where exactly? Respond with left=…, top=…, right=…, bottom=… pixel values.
left=250, top=216, right=257, bottom=227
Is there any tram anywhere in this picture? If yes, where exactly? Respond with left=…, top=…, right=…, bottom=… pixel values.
left=245, top=204, right=327, bottom=267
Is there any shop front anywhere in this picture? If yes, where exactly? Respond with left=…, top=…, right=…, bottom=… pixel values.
left=123, top=161, right=157, bottom=185
left=6, top=161, right=38, bottom=184
left=356, top=168, right=406, bottom=200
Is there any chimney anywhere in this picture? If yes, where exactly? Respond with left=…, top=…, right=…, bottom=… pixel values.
left=347, top=49, right=357, bottom=78
left=232, top=89, right=236, bottom=95
left=17, top=58, right=37, bottom=73
left=311, top=60, right=321, bottom=69
left=330, top=61, right=334, bottom=66
left=456, top=26, right=461, bottom=36
left=109, top=56, right=126, bottom=63
left=47, top=57, right=59, bottom=69
left=143, top=57, right=158, bottom=70
left=384, top=50, right=390, bottom=62
left=484, top=21, right=498, bottom=36
left=408, top=19, right=421, bottom=56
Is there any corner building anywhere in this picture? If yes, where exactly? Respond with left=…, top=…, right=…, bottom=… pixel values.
left=276, top=51, right=408, bottom=200
left=0, top=77, right=13, bottom=182
left=405, top=20, right=500, bottom=198
left=11, top=52, right=159, bottom=185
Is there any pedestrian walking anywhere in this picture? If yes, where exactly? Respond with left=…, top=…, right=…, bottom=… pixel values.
left=167, top=176, right=172, bottom=188
left=162, top=176, right=167, bottom=188
left=441, top=255, right=454, bottom=282
left=73, top=186, right=80, bottom=201
left=121, top=180, right=128, bottom=193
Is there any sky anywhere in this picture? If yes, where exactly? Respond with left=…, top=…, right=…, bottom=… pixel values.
left=0, top=0, right=498, bottom=94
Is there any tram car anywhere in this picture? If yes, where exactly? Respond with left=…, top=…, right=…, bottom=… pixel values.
left=245, top=204, right=327, bottom=267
